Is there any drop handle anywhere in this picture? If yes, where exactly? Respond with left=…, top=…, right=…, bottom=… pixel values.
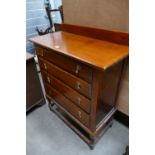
left=75, top=82, right=81, bottom=90
left=47, top=76, right=51, bottom=83
left=44, top=63, right=47, bottom=69
left=77, top=97, right=81, bottom=105
left=75, top=65, right=81, bottom=74
left=78, top=111, right=82, bottom=118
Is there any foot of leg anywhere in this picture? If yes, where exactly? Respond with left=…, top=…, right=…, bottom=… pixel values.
left=89, top=144, right=95, bottom=150
left=89, top=135, right=96, bottom=150
left=109, top=122, right=113, bottom=128
left=48, top=102, right=54, bottom=111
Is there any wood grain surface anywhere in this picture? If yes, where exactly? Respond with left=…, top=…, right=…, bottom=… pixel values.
left=30, top=31, right=128, bottom=70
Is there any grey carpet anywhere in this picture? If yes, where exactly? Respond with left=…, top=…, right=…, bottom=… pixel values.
left=27, top=104, right=129, bottom=155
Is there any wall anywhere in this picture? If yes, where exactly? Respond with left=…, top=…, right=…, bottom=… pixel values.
left=63, top=0, right=129, bottom=32
left=63, top=0, right=129, bottom=115
left=26, top=0, right=49, bottom=53
left=26, top=0, right=62, bottom=54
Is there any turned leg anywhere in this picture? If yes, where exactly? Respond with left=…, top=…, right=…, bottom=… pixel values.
left=106, top=118, right=113, bottom=128
left=109, top=119, right=114, bottom=128
left=109, top=122, right=113, bottom=128
left=47, top=97, right=55, bottom=111
left=48, top=102, right=54, bottom=109
left=89, top=143, right=95, bottom=150
left=89, top=135, right=96, bottom=150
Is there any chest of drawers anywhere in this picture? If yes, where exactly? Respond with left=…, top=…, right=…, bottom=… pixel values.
left=30, top=28, right=128, bottom=149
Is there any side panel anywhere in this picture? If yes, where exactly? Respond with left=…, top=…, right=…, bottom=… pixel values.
left=96, top=61, right=123, bottom=126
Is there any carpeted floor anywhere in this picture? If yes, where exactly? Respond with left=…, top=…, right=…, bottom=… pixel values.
left=26, top=104, right=129, bottom=155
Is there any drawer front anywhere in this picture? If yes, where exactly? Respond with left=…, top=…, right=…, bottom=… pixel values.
left=36, top=46, right=92, bottom=83
left=35, top=46, right=43, bottom=56
left=42, top=71, right=91, bottom=113
left=45, top=84, right=90, bottom=127
left=39, top=58, right=92, bottom=99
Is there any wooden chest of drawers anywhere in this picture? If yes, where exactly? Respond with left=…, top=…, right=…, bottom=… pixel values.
left=30, top=27, right=128, bottom=149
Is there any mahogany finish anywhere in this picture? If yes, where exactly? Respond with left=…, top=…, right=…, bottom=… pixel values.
left=54, top=23, right=129, bottom=45
left=41, top=71, right=91, bottom=113
left=31, top=31, right=128, bottom=70
left=45, top=84, right=90, bottom=127
left=30, top=26, right=129, bottom=149
left=36, top=47, right=92, bottom=83
left=39, top=57, right=92, bottom=98
left=95, top=61, right=123, bottom=127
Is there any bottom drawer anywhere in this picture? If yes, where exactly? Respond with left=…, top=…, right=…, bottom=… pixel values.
left=45, top=84, right=90, bottom=128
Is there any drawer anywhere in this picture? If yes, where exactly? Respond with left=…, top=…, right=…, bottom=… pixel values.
left=44, top=84, right=90, bottom=127
left=39, top=58, right=92, bottom=99
left=42, top=71, right=91, bottom=113
left=35, top=46, right=43, bottom=56
left=36, top=46, right=92, bottom=83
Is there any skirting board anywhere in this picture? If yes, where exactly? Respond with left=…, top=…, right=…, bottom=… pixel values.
left=114, top=110, right=129, bottom=128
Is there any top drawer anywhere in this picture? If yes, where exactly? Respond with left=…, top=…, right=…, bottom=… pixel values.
left=35, top=46, right=92, bottom=83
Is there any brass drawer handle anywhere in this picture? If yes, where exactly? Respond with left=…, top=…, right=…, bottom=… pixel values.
left=44, top=63, right=47, bottom=69
left=47, top=76, right=51, bottom=83
left=77, top=97, right=81, bottom=105
left=75, top=64, right=81, bottom=74
left=78, top=111, right=82, bottom=118
left=75, top=82, right=81, bottom=90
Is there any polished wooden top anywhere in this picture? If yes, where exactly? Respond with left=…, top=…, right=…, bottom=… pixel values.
left=30, top=31, right=128, bottom=70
